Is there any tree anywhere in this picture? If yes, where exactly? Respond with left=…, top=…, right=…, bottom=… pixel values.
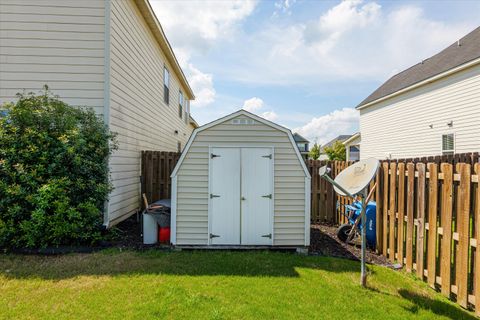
left=324, top=140, right=346, bottom=161
left=0, top=88, right=117, bottom=249
left=309, top=142, right=320, bottom=160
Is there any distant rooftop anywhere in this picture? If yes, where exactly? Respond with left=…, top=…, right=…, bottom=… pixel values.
left=357, top=26, right=480, bottom=108
left=293, top=132, right=309, bottom=143
left=321, top=135, right=352, bottom=151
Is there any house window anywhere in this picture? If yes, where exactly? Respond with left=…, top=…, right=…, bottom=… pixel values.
left=163, top=66, right=170, bottom=105
left=442, top=134, right=454, bottom=155
left=177, top=142, right=182, bottom=153
left=178, top=90, right=183, bottom=119
left=185, top=99, right=189, bottom=124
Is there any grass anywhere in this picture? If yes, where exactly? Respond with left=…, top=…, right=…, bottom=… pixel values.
left=0, top=250, right=475, bottom=320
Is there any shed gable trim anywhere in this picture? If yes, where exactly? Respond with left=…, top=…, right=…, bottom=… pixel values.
left=170, top=110, right=311, bottom=178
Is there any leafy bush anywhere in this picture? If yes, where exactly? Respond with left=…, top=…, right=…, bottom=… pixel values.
left=0, top=88, right=117, bottom=249
left=324, top=140, right=346, bottom=161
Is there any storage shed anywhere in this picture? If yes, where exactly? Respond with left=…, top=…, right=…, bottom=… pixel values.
left=170, top=110, right=311, bottom=248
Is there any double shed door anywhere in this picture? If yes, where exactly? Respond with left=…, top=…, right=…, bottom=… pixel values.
left=209, top=147, right=273, bottom=245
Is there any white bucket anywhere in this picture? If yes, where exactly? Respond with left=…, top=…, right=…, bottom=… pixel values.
left=143, top=213, right=158, bottom=244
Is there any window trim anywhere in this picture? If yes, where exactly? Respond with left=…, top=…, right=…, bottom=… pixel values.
left=441, top=133, right=455, bottom=155
left=178, top=90, right=183, bottom=119
left=163, top=66, right=170, bottom=105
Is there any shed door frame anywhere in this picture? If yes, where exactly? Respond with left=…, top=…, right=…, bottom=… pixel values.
left=208, top=145, right=275, bottom=245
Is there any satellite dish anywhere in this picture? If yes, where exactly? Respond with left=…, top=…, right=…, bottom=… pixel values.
left=333, top=158, right=379, bottom=196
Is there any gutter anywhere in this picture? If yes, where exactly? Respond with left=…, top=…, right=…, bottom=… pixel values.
left=357, top=56, right=480, bottom=110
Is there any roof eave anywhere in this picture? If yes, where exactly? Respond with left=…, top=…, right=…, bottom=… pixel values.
left=135, top=0, right=195, bottom=100
left=357, top=56, right=480, bottom=111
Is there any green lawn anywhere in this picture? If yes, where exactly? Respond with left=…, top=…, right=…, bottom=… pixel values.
left=0, top=250, right=474, bottom=319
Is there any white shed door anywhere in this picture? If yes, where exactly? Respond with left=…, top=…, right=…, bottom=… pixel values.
left=241, top=148, right=273, bottom=245
left=210, top=148, right=241, bottom=245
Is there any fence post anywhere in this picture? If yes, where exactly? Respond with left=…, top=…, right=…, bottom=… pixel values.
left=382, top=162, right=389, bottom=257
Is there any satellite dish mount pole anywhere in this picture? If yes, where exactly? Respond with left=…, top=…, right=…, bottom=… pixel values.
left=319, top=162, right=378, bottom=288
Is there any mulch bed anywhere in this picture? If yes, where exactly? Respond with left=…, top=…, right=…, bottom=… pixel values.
left=310, top=224, right=392, bottom=267
left=6, top=216, right=392, bottom=267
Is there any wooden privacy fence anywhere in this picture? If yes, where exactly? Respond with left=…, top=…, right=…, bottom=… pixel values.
left=308, top=160, right=357, bottom=224
left=140, top=151, right=180, bottom=207
left=376, top=161, right=480, bottom=314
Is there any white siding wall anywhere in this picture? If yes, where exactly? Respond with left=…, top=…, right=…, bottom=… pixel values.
left=0, top=0, right=105, bottom=114
left=175, top=115, right=307, bottom=246
left=360, top=63, right=480, bottom=160
left=108, top=0, right=193, bottom=224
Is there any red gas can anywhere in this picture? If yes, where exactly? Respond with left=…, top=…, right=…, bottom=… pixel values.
left=158, top=227, right=171, bottom=243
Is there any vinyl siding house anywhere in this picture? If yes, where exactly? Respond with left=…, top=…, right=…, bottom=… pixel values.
left=0, top=0, right=196, bottom=226
left=293, top=133, right=310, bottom=160
left=357, top=26, right=480, bottom=160
left=344, top=133, right=361, bottom=161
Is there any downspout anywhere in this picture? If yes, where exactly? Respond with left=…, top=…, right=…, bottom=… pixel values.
left=103, top=0, right=111, bottom=227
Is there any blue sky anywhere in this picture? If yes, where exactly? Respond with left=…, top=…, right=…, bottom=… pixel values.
left=151, top=0, right=480, bottom=144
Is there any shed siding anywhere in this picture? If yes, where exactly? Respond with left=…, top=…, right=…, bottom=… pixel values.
left=108, top=0, right=193, bottom=224
left=175, top=115, right=306, bottom=246
left=0, top=0, right=105, bottom=114
left=360, top=64, right=480, bottom=160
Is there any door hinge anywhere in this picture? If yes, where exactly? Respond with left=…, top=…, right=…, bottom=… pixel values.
left=210, top=233, right=220, bottom=239
left=261, top=233, right=272, bottom=239
left=262, top=194, right=272, bottom=199
left=262, top=154, right=272, bottom=159
left=210, top=194, right=220, bottom=199
left=211, top=153, right=221, bottom=159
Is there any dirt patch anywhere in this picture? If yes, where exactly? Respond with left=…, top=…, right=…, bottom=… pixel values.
left=310, top=224, right=392, bottom=267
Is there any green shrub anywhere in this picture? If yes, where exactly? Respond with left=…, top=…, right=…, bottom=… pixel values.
left=0, top=88, right=117, bottom=249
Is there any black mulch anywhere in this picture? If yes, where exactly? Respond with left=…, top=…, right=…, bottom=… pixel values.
left=310, top=224, right=392, bottom=266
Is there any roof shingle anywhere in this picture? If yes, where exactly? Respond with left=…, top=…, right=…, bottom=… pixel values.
left=357, top=26, right=480, bottom=108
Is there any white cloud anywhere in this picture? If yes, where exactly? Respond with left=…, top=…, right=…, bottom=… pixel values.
left=150, top=0, right=257, bottom=54
left=294, top=108, right=359, bottom=144
left=261, top=111, right=279, bottom=122
left=220, top=1, right=475, bottom=86
left=242, top=97, right=264, bottom=112
left=186, top=64, right=216, bottom=108
left=150, top=0, right=257, bottom=109
left=274, top=0, right=296, bottom=16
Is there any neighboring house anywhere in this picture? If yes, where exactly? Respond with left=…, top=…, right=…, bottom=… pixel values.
left=357, top=26, right=480, bottom=160
left=293, top=133, right=310, bottom=160
left=0, top=0, right=196, bottom=226
left=319, top=135, right=352, bottom=160
left=344, top=133, right=361, bottom=161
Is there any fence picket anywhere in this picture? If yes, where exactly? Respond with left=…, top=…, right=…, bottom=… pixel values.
left=455, top=163, right=471, bottom=308
left=474, top=163, right=480, bottom=316
left=427, top=163, right=438, bottom=288
left=376, top=167, right=383, bottom=254
left=389, top=162, right=397, bottom=262
left=440, top=163, right=453, bottom=297
left=416, top=163, right=426, bottom=279
left=406, top=163, right=415, bottom=272
left=383, top=162, right=389, bottom=257
left=397, top=163, right=405, bottom=266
